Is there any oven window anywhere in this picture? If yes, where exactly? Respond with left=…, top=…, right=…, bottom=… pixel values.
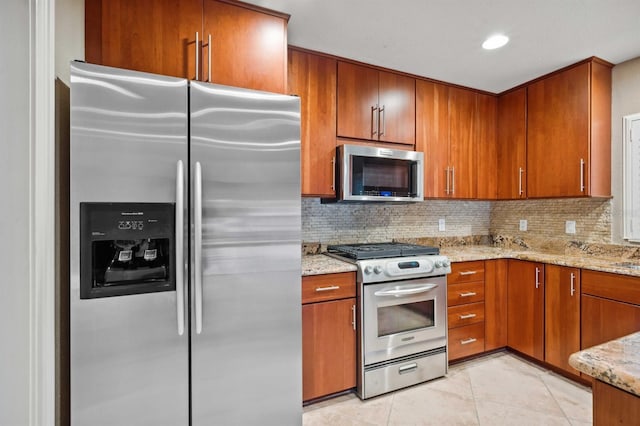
left=377, top=300, right=435, bottom=337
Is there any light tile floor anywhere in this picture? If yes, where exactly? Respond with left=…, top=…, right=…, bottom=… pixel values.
left=303, top=352, right=592, bottom=425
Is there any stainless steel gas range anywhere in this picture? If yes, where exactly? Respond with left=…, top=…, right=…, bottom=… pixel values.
left=327, top=243, right=451, bottom=399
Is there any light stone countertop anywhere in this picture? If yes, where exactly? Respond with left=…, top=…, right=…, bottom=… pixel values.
left=302, top=254, right=357, bottom=276
left=303, top=245, right=640, bottom=278
left=569, top=332, right=640, bottom=397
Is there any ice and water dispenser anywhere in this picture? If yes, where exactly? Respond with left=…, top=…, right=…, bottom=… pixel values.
left=80, top=202, right=175, bottom=299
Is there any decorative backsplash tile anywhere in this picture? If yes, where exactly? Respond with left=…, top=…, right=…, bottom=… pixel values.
left=301, top=197, right=640, bottom=257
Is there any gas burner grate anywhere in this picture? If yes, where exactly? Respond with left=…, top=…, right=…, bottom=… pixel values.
left=327, top=242, right=439, bottom=260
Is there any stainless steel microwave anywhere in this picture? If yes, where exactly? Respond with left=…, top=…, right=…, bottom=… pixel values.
left=333, top=144, right=424, bottom=202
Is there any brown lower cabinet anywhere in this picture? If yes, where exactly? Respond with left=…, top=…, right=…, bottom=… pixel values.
left=544, top=265, right=580, bottom=375
left=302, top=272, right=356, bottom=401
left=507, top=260, right=545, bottom=361
left=593, top=380, right=640, bottom=425
left=581, top=270, right=640, bottom=349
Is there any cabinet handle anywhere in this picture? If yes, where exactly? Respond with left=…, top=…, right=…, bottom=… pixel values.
left=195, top=32, right=199, bottom=81
left=351, top=304, right=356, bottom=330
left=330, top=156, right=336, bottom=191
left=371, top=105, right=378, bottom=137
left=459, top=313, right=477, bottom=320
left=207, top=34, right=212, bottom=83
left=460, top=338, right=477, bottom=345
left=535, top=267, right=540, bottom=289
left=580, top=158, right=585, bottom=192
left=459, top=270, right=478, bottom=276
left=315, top=285, right=340, bottom=292
left=451, top=167, right=455, bottom=195
left=459, top=292, right=477, bottom=298
left=379, top=104, right=385, bottom=137
left=518, top=167, right=524, bottom=196
left=445, top=167, right=450, bottom=195
left=570, top=272, right=576, bottom=296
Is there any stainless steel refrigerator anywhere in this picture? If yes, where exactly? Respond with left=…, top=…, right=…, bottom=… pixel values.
left=69, top=61, right=301, bottom=425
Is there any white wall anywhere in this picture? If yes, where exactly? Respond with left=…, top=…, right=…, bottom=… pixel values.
left=56, top=0, right=84, bottom=85
left=0, top=1, right=32, bottom=424
left=611, top=57, right=640, bottom=245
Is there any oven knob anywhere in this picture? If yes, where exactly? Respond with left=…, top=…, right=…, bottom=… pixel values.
left=373, top=265, right=383, bottom=274
left=364, top=266, right=373, bottom=275
left=434, top=260, right=443, bottom=268
left=442, top=259, right=451, bottom=267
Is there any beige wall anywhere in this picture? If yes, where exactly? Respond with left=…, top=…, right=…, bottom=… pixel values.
left=611, top=57, right=640, bottom=245
left=56, top=0, right=84, bottom=84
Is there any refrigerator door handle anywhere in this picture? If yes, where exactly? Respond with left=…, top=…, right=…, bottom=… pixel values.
left=195, top=161, right=203, bottom=334
left=176, top=160, right=185, bottom=335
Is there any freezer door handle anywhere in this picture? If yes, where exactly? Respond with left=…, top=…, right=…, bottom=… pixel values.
left=176, top=160, right=185, bottom=335
left=195, top=161, right=203, bottom=334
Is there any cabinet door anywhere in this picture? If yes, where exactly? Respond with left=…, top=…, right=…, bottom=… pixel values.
left=527, top=63, right=590, bottom=197
left=582, top=295, right=640, bottom=349
left=337, top=62, right=379, bottom=141
left=497, top=88, right=527, bottom=199
left=476, top=93, right=497, bottom=199
left=302, top=298, right=356, bottom=401
left=485, top=259, right=508, bottom=351
left=448, top=87, right=477, bottom=199
left=378, top=72, right=415, bottom=145
left=288, top=49, right=337, bottom=197
left=544, top=265, right=580, bottom=374
left=203, top=0, right=287, bottom=93
left=416, top=80, right=449, bottom=198
left=507, top=260, right=544, bottom=360
left=85, top=0, right=202, bottom=79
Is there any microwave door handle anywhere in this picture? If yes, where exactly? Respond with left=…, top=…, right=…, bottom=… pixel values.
left=175, top=160, right=185, bottom=336
left=194, top=162, right=203, bottom=334
left=374, top=284, right=438, bottom=297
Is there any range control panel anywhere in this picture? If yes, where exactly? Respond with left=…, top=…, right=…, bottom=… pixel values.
left=358, top=255, right=451, bottom=284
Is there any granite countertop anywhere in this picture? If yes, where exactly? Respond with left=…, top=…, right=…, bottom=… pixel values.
left=302, top=246, right=640, bottom=278
left=302, top=254, right=357, bottom=276
left=569, top=332, right=640, bottom=397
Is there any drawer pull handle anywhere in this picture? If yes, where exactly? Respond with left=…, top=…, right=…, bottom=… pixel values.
left=459, top=271, right=478, bottom=276
left=459, top=313, right=477, bottom=320
left=459, top=292, right=477, bottom=297
left=398, top=363, right=418, bottom=374
left=460, top=338, right=477, bottom=345
left=315, top=285, right=340, bottom=292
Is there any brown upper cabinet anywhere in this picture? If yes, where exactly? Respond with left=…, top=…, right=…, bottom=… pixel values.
left=475, top=93, right=498, bottom=200
left=526, top=59, right=612, bottom=198
left=288, top=48, right=337, bottom=197
left=85, top=0, right=289, bottom=93
left=417, top=83, right=481, bottom=199
left=337, top=62, right=415, bottom=145
left=497, top=87, right=527, bottom=199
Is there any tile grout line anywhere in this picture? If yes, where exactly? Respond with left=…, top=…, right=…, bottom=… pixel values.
left=539, top=371, right=576, bottom=425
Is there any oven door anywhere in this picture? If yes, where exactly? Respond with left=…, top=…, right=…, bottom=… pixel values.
left=363, top=276, right=447, bottom=365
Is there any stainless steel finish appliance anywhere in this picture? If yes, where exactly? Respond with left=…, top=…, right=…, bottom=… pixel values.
left=327, top=243, right=450, bottom=399
left=332, top=144, right=424, bottom=202
left=70, top=62, right=301, bottom=425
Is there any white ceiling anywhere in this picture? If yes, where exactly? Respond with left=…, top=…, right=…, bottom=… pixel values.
left=244, top=0, right=640, bottom=93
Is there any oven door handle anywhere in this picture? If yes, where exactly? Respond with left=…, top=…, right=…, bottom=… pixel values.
left=374, top=284, right=438, bottom=297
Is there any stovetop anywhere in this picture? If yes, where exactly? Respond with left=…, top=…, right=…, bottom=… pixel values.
left=327, top=242, right=439, bottom=260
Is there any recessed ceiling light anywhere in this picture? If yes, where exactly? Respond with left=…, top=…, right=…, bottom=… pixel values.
left=482, top=34, right=509, bottom=50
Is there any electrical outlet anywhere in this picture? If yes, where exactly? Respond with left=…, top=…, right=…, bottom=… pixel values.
left=566, top=220, right=576, bottom=234
left=519, top=219, right=528, bottom=231
left=438, top=218, right=446, bottom=232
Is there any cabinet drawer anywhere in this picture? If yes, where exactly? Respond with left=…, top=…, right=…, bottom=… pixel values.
left=302, top=272, right=356, bottom=304
left=448, top=322, right=485, bottom=360
left=448, top=302, right=485, bottom=329
left=447, top=282, right=485, bottom=306
left=582, top=270, right=640, bottom=305
left=449, top=261, right=485, bottom=284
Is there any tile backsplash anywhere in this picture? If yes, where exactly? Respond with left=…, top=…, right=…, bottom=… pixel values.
left=302, top=198, right=491, bottom=244
left=303, top=197, right=615, bottom=251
